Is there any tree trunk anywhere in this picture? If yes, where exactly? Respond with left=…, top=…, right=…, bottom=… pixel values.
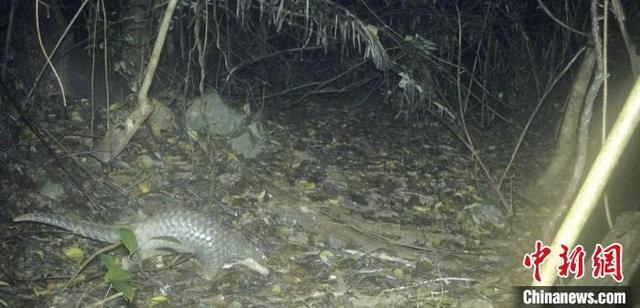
left=534, top=49, right=596, bottom=196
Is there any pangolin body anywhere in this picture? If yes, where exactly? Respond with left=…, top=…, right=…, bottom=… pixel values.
left=13, top=209, right=268, bottom=279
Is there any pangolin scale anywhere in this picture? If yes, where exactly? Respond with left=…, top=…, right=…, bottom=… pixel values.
left=13, top=209, right=268, bottom=279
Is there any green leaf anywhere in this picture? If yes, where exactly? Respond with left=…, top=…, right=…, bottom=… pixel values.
left=100, top=255, right=130, bottom=282
left=64, top=247, right=85, bottom=261
left=99, top=254, right=117, bottom=272
left=150, top=295, right=170, bottom=305
left=119, top=228, right=138, bottom=253
left=105, top=266, right=130, bottom=282
left=99, top=254, right=135, bottom=301
left=112, top=280, right=136, bottom=301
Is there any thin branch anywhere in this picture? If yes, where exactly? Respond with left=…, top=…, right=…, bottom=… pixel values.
left=536, top=0, right=589, bottom=37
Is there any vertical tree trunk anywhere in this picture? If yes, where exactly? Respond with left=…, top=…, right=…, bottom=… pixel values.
left=534, top=49, right=596, bottom=196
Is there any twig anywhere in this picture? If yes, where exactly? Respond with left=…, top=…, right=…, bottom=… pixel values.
left=100, top=0, right=110, bottom=130
left=288, top=60, right=368, bottom=108
left=34, top=0, right=68, bottom=107
left=224, top=46, right=323, bottom=82
left=454, top=4, right=511, bottom=215
left=602, top=0, right=613, bottom=230
left=194, top=0, right=209, bottom=96
left=26, top=0, right=91, bottom=109
left=536, top=0, right=589, bottom=37
left=1, top=0, right=17, bottom=80
left=498, top=47, right=585, bottom=187
left=84, top=292, right=124, bottom=308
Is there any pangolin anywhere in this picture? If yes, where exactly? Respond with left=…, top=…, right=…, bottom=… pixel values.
left=13, top=209, right=269, bottom=280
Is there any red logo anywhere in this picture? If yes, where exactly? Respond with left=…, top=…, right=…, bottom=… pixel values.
left=558, top=244, right=585, bottom=279
left=592, top=243, right=623, bottom=282
left=523, top=240, right=551, bottom=282
left=523, top=241, right=623, bottom=283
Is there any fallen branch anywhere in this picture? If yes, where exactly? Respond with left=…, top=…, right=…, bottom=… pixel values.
left=93, top=0, right=178, bottom=162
